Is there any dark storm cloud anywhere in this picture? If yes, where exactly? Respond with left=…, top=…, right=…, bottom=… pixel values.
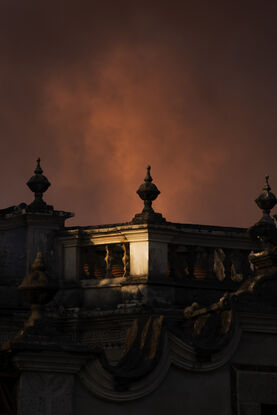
left=1, top=0, right=277, bottom=227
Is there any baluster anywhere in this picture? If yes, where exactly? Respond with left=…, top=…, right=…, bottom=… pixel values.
left=193, top=247, right=209, bottom=280
left=105, top=245, right=112, bottom=278
left=230, top=249, right=243, bottom=282
left=213, top=248, right=226, bottom=281
left=121, top=243, right=129, bottom=277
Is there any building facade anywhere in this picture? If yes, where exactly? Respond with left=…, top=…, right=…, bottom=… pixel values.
left=1, top=160, right=277, bottom=415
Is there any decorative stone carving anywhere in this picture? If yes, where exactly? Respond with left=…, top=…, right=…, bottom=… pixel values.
left=17, top=252, right=57, bottom=328
left=79, top=327, right=127, bottom=348
left=80, top=244, right=127, bottom=279
left=105, top=245, right=112, bottom=278
left=78, top=317, right=242, bottom=402
left=91, top=316, right=165, bottom=391
left=132, top=166, right=166, bottom=224
left=79, top=333, right=171, bottom=402
left=168, top=245, right=252, bottom=283
left=213, top=248, right=226, bottom=281
left=26, top=158, right=53, bottom=213
left=230, top=250, right=244, bottom=282
left=28, top=229, right=57, bottom=279
left=248, top=176, right=277, bottom=249
left=2, top=252, right=58, bottom=351
left=248, top=176, right=277, bottom=281
left=121, top=243, right=129, bottom=277
left=169, top=320, right=241, bottom=372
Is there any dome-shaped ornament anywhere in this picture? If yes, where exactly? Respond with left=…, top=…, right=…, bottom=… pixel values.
left=27, top=158, right=53, bottom=212
left=255, top=175, right=277, bottom=214
left=137, top=166, right=160, bottom=213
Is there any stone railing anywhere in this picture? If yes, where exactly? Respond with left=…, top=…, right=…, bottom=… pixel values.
left=59, top=222, right=256, bottom=285
left=168, top=244, right=253, bottom=283
left=79, top=243, right=129, bottom=279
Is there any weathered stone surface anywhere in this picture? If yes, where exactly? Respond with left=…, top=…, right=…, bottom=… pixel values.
left=18, top=372, right=74, bottom=415
left=1, top=168, right=277, bottom=415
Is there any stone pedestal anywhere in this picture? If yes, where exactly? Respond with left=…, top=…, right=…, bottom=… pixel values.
left=0, top=212, right=72, bottom=282
left=130, top=240, right=168, bottom=278
left=128, top=226, right=168, bottom=279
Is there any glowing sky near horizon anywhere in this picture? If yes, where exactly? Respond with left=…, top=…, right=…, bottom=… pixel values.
left=0, top=1, right=277, bottom=227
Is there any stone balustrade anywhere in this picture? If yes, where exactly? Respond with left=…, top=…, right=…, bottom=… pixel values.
left=59, top=222, right=256, bottom=287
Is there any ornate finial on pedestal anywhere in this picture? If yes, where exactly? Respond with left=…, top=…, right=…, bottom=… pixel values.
left=137, top=165, right=160, bottom=214
left=34, top=157, right=43, bottom=174
left=248, top=176, right=277, bottom=244
left=27, top=158, right=53, bottom=212
left=18, top=252, right=57, bottom=328
left=255, top=175, right=277, bottom=216
left=248, top=176, right=277, bottom=270
left=1, top=252, right=58, bottom=350
left=144, top=165, right=153, bottom=183
left=132, top=165, right=166, bottom=224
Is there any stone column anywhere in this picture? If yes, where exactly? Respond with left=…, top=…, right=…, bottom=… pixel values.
left=129, top=228, right=168, bottom=279
left=61, top=231, right=81, bottom=282
left=129, top=241, right=149, bottom=276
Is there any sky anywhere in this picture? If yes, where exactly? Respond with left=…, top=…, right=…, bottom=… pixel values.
left=1, top=0, right=277, bottom=228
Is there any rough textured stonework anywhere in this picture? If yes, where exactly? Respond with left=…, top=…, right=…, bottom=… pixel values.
left=1, top=164, right=277, bottom=414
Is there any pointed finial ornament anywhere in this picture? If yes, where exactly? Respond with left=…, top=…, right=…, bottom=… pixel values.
left=255, top=175, right=277, bottom=215
left=145, top=165, right=152, bottom=182
left=27, top=158, right=52, bottom=212
left=35, top=157, right=43, bottom=175
left=132, top=165, right=166, bottom=224
left=248, top=175, right=277, bottom=247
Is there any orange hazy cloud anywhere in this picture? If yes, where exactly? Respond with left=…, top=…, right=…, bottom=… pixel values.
left=0, top=1, right=277, bottom=227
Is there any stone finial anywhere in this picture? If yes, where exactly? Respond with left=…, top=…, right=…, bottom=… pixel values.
left=255, top=175, right=277, bottom=215
left=18, top=252, right=55, bottom=297
left=132, top=166, right=166, bottom=224
left=18, top=252, right=57, bottom=327
left=248, top=176, right=277, bottom=249
left=34, top=157, right=43, bottom=174
left=1, top=253, right=58, bottom=350
left=137, top=166, right=160, bottom=213
left=27, top=158, right=52, bottom=212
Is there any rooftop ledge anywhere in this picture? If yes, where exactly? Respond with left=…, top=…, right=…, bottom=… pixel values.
left=62, top=221, right=248, bottom=237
